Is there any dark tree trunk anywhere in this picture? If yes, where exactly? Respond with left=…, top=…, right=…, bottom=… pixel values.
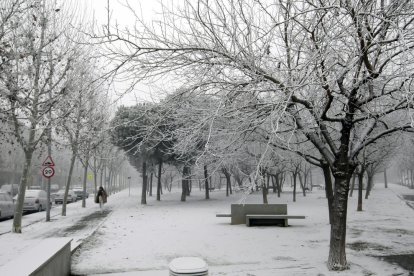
left=149, top=172, right=153, bottom=196
left=262, top=183, right=268, bottom=204
left=181, top=165, right=190, bottom=202
left=270, top=174, right=277, bottom=193
left=259, top=167, right=268, bottom=203
left=222, top=167, right=232, bottom=197
left=157, top=160, right=162, bottom=201
left=321, top=162, right=334, bottom=225
left=141, top=161, right=147, bottom=205
left=276, top=173, right=282, bottom=197
left=204, top=165, right=209, bottom=200
left=298, top=173, right=306, bottom=197
left=292, top=172, right=297, bottom=202
left=357, top=168, right=365, bottom=212
left=349, top=173, right=356, bottom=197
left=365, top=173, right=374, bottom=199
left=384, top=169, right=388, bottom=188
left=12, top=151, right=34, bottom=233
left=327, top=173, right=352, bottom=270
left=411, top=169, right=414, bottom=189
left=187, top=168, right=192, bottom=196
left=309, top=169, right=313, bottom=191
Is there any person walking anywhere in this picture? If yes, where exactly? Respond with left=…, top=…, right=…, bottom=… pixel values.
left=96, top=186, right=108, bottom=210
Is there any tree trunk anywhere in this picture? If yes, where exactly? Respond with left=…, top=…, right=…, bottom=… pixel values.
left=365, top=173, right=374, bottom=199
left=81, top=152, right=89, bottom=208
left=276, top=174, right=282, bottom=197
left=157, top=160, right=162, bottom=201
left=149, top=172, right=153, bottom=196
left=99, top=166, right=104, bottom=194
left=12, top=150, right=34, bottom=233
left=298, top=172, right=306, bottom=197
left=411, top=169, right=414, bottom=189
left=384, top=169, right=388, bottom=188
left=271, top=174, right=277, bottom=193
left=262, top=182, right=268, bottom=204
left=141, top=161, right=147, bottom=204
left=222, top=167, right=232, bottom=197
left=62, top=149, right=77, bottom=216
left=321, top=163, right=334, bottom=225
left=261, top=169, right=268, bottom=204
left=227, top=173, right=232, bottom=195
left=181, top=165, right=190, bottom=202
left=357, top=168, right=365, bottom=212
left=204, top=165, right=209, bottom=200
left=349, top=174, right=356, bottom=197
left=309, top=169, right=313, bottom=191
left=292, top=172, right=297, bottom=202
left=327, top=174, right=351, bottom=270
left=187, top=168, right=192, bottom=196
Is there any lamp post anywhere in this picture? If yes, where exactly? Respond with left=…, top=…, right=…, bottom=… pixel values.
left=128, top=176, right=131, bottom=196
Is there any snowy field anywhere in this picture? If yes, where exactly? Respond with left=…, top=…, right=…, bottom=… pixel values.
left=73, top=183, right=414, bottom=276
left=0, top=183, right=413, bottom=276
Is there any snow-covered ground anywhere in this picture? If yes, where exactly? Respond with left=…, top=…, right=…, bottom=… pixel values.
left=0, top=183, right=413, bottom=276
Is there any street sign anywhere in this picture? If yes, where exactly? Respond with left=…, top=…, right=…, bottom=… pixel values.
left=87, top=173, right=94, bottom=180
left=42, top=166, right=55, bottom=178
left=42, top=156, right=55, bottom=167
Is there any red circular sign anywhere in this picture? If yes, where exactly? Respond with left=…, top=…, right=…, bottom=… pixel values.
left=42, top=166, right=55, bottom=178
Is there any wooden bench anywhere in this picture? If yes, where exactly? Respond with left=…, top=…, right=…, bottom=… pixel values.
left=246, top=214, right=306, bottom=227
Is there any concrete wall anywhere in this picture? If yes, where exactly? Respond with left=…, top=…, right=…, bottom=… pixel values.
left=0, top=238, right=72, bottom=276
left=31, top=240, right=71, bottom=276
left=230, top=204, right=287, bottom=225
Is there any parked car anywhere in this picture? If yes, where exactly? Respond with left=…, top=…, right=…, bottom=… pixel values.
left=0, top=184, right=19, bottom=197
left=54, top=190, right=77, bottom=204
left=14, top=189, right=48, bottom=212
left=0, top=191, right=14, bottom=219
left=29, top=185, right=42, bottom=190
left=50, top=184, right=60, bottom=193
left=73, top=188, right=89, bottom=200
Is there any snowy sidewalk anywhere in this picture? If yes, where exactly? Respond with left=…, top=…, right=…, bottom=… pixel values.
left=70, top=184, right=414, bottom=276
left=0, top=195, right=116, bottom=268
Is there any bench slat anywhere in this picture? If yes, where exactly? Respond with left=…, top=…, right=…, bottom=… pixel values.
left=246, top=214, right=306, bottom=227
left=216, top=213, right=231, bottom=217
left=245, top=214, right=305, bottom=219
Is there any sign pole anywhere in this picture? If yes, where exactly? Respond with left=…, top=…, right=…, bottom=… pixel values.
left=46, top=140, right=52, bottom=222
left=42, top=155, right=55, bottom=222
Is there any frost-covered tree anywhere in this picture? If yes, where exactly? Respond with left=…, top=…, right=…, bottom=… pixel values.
left=99, top=0, right=414, bottom=270
left=0, top=0, right=81, bottom=233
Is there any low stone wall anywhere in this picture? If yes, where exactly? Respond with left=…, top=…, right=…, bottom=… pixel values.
left=0, top=238, right=72, bottom=276
left=230, top=204, right=287, bottom=225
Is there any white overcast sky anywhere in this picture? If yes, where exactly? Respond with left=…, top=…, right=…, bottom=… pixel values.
left=72, top=0, right=171, bottom=107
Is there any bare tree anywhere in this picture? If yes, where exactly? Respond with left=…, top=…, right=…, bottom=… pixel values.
left=99, top=0, right=414, bottom=270
left=0, top=0, right=80, bottom=233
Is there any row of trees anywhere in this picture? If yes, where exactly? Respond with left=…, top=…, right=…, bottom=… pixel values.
left=0, top=0, right=137, bottom=233
left=105, top=0, right=414, bottom=271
